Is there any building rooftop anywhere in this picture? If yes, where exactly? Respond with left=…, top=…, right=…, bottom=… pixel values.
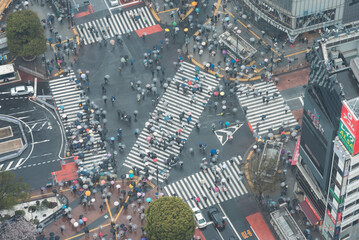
left=270, top=205, right=306, bottom=240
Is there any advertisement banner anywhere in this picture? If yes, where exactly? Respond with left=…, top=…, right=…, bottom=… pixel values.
left=341, top=101, right=359, bottom=136
left=291, top=136, right=300, bottom=165
left=339, top=121, right=355, bottom=154
left=341, top=101, right=359, bottom=155
left=333, top=138, right=351, bottom=164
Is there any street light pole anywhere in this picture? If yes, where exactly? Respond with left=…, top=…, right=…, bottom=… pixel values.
left=153, top=159, right=159, bottom=190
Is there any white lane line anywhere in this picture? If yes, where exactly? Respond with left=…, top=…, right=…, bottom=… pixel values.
left=218, top=203, right=242, bottom=240
left=32, top=139, right=50, bottom=145
left=5, top=161, right=14, bottom=170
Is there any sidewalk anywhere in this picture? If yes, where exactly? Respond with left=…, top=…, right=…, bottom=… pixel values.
left=151, top=0, right=316, bottom=81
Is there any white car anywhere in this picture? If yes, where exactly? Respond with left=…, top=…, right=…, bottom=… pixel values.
left=10, top=85, right=34, bottom=96
left=109, top=0, right=118, bottom=6
left=192, top=207, right=207, bottom=228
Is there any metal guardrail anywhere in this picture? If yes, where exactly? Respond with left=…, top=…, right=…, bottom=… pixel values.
left=39, top=194, right=68, bottom=228
left=18, top=65, right=46, bottom=79
left=0, top=115, right=28, bottom=163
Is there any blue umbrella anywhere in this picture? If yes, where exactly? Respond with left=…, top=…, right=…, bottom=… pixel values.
left=195, top=66, right=200, bottom=72
left=164, top=116, right=170, bottom=122
left=195, top=7, right=199, bottom=13
left=211, top=149, right=216, bottom=155
left=225, top=121, right=230, bottom=126
left=146, top=197, right=152, bottom=203
left=147, top=49, right=151, bottom=53
left=224, top=16, right=230, bottom=22
left=246, top=66, right=250, bottom=69
left=110, top=137, right=115, bottom=141
left=194, top=77, right=198, bottom=81
left=231, top=59, right=235, bottom=63
left=181, top=83, right=186, bottom=88
left=252, top=65, right=256, bottom=68
left=62, top=205, right=67, bottom=209
left=187, top=117, right=191, bottom=122
left=182, top=77, right=186, bottom=81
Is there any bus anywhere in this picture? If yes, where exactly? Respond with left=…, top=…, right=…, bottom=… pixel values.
left=0, top=64, right=16, bottom=82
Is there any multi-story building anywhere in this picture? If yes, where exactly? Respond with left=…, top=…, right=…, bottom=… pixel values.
left=322, top=98, right=359, bottom=240
left=243, top=0, right=359, bottom=41
left=295, top=29, right=359, bottom=228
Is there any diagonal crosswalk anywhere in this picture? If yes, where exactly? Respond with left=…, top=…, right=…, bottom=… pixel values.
left=48, top=73, right=111, bottom=172
left=123, top=62, right=218, bottom=182
left=77, top=6, right=156, bottom=45
left=236, top=81, right=298, bottom=138
left=164, top=156, right=248, bottom=209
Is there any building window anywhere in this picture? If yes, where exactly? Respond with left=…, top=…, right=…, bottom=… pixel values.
left=346, top=201, right=356, bottom=209
left=353, top=219, right=358, bottom=225
left=348, top=189, right=357, bottom=197
left=344, top=213, right=354, bottom=220
left=340, top=233, right=350, bottom=240
left=352, top=162, right=359, bottom=170
left=355, top=209, right=359, bottom=215
left=342, top=224, right=351, bottom=231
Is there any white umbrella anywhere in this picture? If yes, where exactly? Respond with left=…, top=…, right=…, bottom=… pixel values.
left=114, top=201, right=119, bottom=206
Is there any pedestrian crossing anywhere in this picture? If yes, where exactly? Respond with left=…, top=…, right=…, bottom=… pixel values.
left=236, top=81, right=298, bottom=138
left=164, top=156, right=248, bottom=209
left=48, top=73, right=111, bottom=172
left=123, top=62, right=218, bottom=182
left=76, top=6, right=156, bottom=45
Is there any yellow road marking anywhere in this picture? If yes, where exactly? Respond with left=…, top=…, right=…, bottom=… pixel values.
left=149, top=6, right=161, bottom=22
left=284, top=49, right=310, bottom=58
left=54, top=69, right=64, bottom=77
left=157, top=8, right=179, bottom=14
left=180, top=8, right=193, bottom=22
left=72, top=28, right=80, bottom=45
left=105, top=199, right=113, bottom=220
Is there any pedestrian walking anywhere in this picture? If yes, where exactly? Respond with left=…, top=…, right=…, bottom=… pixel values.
left=103, top=95, right=107, bottom=104
left=111, top=96, right=116, bottom=105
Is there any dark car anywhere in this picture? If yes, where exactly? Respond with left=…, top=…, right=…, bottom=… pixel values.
left=208, top=207, right=226, bottom=230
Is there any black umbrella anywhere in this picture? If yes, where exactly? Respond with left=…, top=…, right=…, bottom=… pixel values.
left=121, top=190, right=126, bottom=195
left=55, top=236, right=60, bottom=240
left=121, top=174, right=126, bottom=180
left=50, top=232, right=55, bottom=236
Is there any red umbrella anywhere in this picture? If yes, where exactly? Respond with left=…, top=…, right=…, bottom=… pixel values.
left=188, top=81, right=192, bottom=85
left=196, top=197, right=200, bottom=202
left=214, top=187, right=219, bottom=192
left=99, top=232, right=104, bottom=237
left=82, top=217, right=87, bottom=222
left=214, top=91, right=219, bottom=96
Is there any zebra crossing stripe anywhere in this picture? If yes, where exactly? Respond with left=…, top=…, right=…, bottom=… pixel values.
left=49, top=72, right=111, bottom=172
left=123, top=62, right=217, bottom=182
left=77, top=6, right=157, bottom=45
left=237, top=81, right=297, bottom=136
left=164, top=158, right=248, bottom=209
left=109, top=16, right=121, bottom=36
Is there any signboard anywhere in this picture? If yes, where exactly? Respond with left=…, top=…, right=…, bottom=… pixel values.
left=291, top=136, right=300, bottom=165
left=333, top=138, right=351, bottom=163
left=339, top=121, right=355, bottom=154
left=307, top=109, right=325, bottom=134
left=340, top=101, right=359, bottom=155
left=327, top=209, right=336, bottom=224
left=330, top=188, right=339, bottom=203
left=336, top=212, right=343, bottom=226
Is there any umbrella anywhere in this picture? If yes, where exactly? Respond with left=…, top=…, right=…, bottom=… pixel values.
left=214, top=187, right=219, bottom=192
left=83, top=217, right=87, bottom=222
left=114, top=201, right=119, bottom=206
left=146, top=197, right=152, bottom=203
left=73, top=222, right=79, bottom=227
left=79, top=219, right=83, bottom=224
left=110, top=39, right=115, bottom=45
left=225, top=121, right=230, bottom=126
left=210, top=149, right=216, bottom=155
left=91, top=198, right=96, bottom=203
left=116, top=184, right=121, bottom=189
left=126, top=215, right=132, bottom=220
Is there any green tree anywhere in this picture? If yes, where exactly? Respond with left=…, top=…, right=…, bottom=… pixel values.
left=0, top=171, right=30, bottom=210
left=6, top=10, right=46, bottom=58
left=145, top=196, right=196, bottom=240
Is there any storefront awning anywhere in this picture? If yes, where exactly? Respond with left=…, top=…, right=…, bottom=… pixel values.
left=299, top=200, right=320, bottom=225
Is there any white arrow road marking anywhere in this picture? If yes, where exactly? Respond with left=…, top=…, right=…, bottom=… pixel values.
left=214, top=125, right=243, bottom=145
